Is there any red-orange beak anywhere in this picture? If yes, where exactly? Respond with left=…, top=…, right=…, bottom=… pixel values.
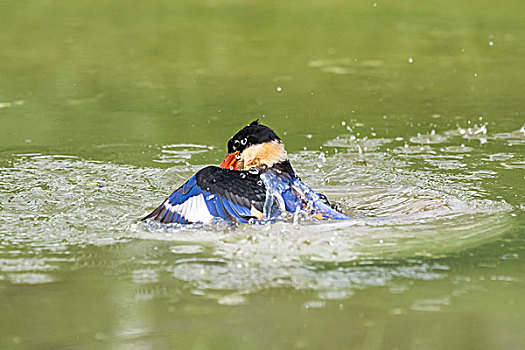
left=219, top=151, right=240, bottom=170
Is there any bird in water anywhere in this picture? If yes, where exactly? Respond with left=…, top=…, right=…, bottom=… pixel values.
left=143, top=120, right=349, bottom=224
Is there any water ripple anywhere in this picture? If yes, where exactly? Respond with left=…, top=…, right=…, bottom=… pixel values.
left=0, top=124, right=519, bottom=299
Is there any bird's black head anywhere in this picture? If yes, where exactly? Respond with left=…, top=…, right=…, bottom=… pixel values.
left=227, top=120, right=281, bottom=154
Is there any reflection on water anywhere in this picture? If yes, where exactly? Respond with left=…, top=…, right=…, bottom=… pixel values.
left=1, top=125, right=520, bottom=302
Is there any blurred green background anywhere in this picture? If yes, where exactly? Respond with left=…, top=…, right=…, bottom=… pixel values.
left=2, top=0, right=523, bottom=163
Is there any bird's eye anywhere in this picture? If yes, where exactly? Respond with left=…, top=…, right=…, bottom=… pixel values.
left=241, top=138, right=247, bottom=145
left=232, top=139, right=240, bottom=150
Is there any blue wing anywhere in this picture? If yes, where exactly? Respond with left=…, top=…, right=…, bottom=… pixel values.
left=290, top=178, right=349, bottom=220
left=260, top=171, right=349, bottom=220
left=144, top=166, right=348, bottom=225
left=143, top=167, right=266, bottom=224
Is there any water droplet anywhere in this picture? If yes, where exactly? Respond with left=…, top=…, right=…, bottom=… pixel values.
left=240, top=173, right=246, bottom=179
left=241, top=138, right=247, bottom=145
left=249, top=167, right=259, bottom=175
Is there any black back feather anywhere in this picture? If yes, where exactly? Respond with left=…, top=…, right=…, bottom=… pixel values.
left=196, top=166, right=267, bottom=212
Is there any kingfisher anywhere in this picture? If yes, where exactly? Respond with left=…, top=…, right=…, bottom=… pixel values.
left=143, top=120, right=349, bottom=224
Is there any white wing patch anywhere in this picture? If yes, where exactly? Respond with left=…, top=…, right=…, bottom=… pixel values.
left=163, top=194, right=215, bottom=224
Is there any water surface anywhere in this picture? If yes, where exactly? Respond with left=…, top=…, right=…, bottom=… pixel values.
left=1, top=0, right=524, bottom=348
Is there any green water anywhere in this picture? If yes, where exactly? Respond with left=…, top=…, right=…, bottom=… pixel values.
left=1, top=0, right=524, bottom=348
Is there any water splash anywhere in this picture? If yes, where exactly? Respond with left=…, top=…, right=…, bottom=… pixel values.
left=0, top=124, right=519, bottom=297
